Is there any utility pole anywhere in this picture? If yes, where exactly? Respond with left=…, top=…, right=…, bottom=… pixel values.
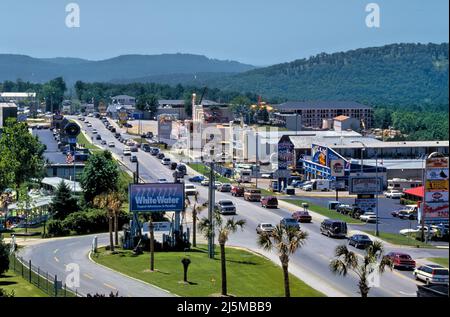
left=255, top=130, right=259, bottom=189
left=207, top=160, right=215, bottom=259
left=149, top=220, right=155, bottom=271
left=375, top=151, right=379, bottom=237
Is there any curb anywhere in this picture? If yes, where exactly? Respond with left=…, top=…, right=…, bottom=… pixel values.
left=88, top=248, right=177, bottom=297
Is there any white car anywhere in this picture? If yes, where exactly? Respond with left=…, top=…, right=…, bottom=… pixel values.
left=92, top=129, right=98, bottom=134
left=86, top=123, right=92, bottom=127
left=123, top=147, right=131, bottom=156
left=126, top=140, right=135, bottom=146
left=108, top=141, right=115, bottom=147
left=161, top=157, right=171, bottom=165
left=385, top=190, right=404, bottom=199
left=360, top=212, right=378, bottom=223
left=399, top=226, right=437, bottom=236
left=184, top=184, right=198, bottom=196
left=414, top=265, right=449, bottom=285
left=256, top=223, right=275, bottom=235
left=201, top=179, right=210, bottom=186
left=302, top=184, right=313, bottom=191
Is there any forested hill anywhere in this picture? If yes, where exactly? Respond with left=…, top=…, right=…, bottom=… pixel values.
left=208, top=43, right=449, bottom=107
left=0, top=53, right=256, bottom=85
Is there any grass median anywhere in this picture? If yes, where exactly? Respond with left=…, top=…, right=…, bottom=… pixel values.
left=426, top=257, right=449, bottom=268
left=282, top=199, right=363, bottom=224
left=92, top=245, right=324, bottom=297
left=188, top=163, right=233, bottom=184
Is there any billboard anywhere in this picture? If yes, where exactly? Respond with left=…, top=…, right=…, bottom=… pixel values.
left=330, top=159, right=346, bottom=177
left=422, top=155, right=449, bottom=224
left=426, top=168, right=449, bottom=180
left=278, top=140, right=294, bottom=170
left=158, top=115, right=173, bottom=140
left=142, top=222, right=172, bottom=233
left=311, top=144, right=328, bottom=167
left=129, top=183, right=184, bottom=212
left=355, top=198, right=376, bottom=213
left=425, top=180, right=449, bottom=191
left=426, top=157, right=449, bottom=169
left=425, top=191, right=449, bottom=203
left=349, top=177, right=383, bottom=195
left=423, top=202, right=449, bottom=219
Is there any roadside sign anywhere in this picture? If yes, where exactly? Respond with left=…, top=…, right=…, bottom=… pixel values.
left=425, top=180, right=449, bottom=191
left=426, top=168, right=449, bottom=180
left=330, top=159, right=346, bottom=177
left=355, top=198, right=376, bottom=213
left=426, top=157, right=449, bottom=169
left=129, top=183, right=185, bottom=212
left=423, top=202, right=449, bottom=219
left=142, top=222, right=172, bottom=233
left=424, top=191, right=449, bottom=203
left=349, top=177, right=383, bottom=195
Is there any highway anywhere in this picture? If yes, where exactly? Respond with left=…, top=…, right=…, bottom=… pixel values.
left=21, top=116, right=449, bottom=297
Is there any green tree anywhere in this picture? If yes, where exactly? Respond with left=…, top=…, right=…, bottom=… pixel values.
left=79, top=151, right=119, bottom=203
left=257, top=225, right=308, bottom=297
left=93, top=191, right=124, bottom=251
left=198, top=211, right=245, bottom=296
left=0, top=237, right=10, bottom=276
left=50, top=180, right=79, bottom=220
left=136, top=94, right=159, bottom=117
left=329, top=241, right=393, bottom=297
left=42, top=77, right=67, bottom=112
left=230, top=96, right=251, bottom=123
left=0, top=118, right=45, bottom=188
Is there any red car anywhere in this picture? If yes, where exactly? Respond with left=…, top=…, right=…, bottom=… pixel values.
left=386, top=252, right=416, bottom=270
left=231, top=185, right=245, bottom=197
left=292, top=211, right=312, bottom=223
left=260, top=196, right=278, bottom=208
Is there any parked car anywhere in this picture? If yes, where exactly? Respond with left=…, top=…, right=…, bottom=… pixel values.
left=386, top=252, right=416, bottom=270
left=184, top=184, right=198, bottom=196
left=188, top=175, right=205, bottom=183
left=217, top=183, right=232, bottom=192
left=256, top=223, right=275, bottom=235
left=170, top=162, right=178, bottom=170
left=123, top=147, right=131, bottom=156
left=348, top=234, right=373, bottom=249
left=360, top=212, right=378, bottom=223
left=157, top=153, right=165, bottom=159
left=385, top=190, right=404, bottom=199
left=292, top=211, right=312, bottom=223
left=130, top=155, right=138, bottom=163
left=215, top=200, right=237, bottom=215
left=320, top=219, right=348, bottom=238
left=280, top=218, right=300, bottom=230
left=260, top=196, right=278, bottom=208
left=114, top=132, right=121, bottom=139
left=142, top=144, right=151, bottom=152
left=414, top=265, right=449, bottom=285
left=302, top=183, right=313, bottom=191
left=213, top=181, right=222, bottom=189
left=101, top=140, right=107, bottom=145
left=161, top=157, right=171, bottom=165
left=108, top=141, right=115, bottom=147
left=157, top=178, right=168, bottom=183
left=244, top=188, right=262, bottom=201
left=92, top=129, right=98, bottom=134
left=176, top=164, right=187, bottom=176
left=151, top=148, right=160, bottom=156
left=96, top=134, right=101, bottom=140
left=231, top=185, right=245, bottom=197
left=200, top=179, right=210, bottom=186
left=398, top=210, right=417, bottom=220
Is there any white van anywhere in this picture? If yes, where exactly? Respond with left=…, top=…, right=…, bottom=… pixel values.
left=235, top=169, right=252, bottom=183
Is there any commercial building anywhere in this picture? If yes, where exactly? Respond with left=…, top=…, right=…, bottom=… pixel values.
left=0, top=92, right=36, bottom=103
left=0, top=102, right=18, bottom=128
left=274, top=101, right=373, bottom=130
left=111, top=95, right=136, bottom=106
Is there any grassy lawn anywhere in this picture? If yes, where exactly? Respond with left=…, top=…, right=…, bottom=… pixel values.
left=0, top=270, right=48, bottom=297
left=426, top=257, right=449, bottom=268
left=283, top=199, right=363, bottom=224
left=1, top=226, right=45, bottom=239
left=92, top=245, right=324, bottom=297
left=188, top=163, right=234, bottom=184
left=362, top=230, right=435, bottom=248
left=76, top=131, right=101, bottom=152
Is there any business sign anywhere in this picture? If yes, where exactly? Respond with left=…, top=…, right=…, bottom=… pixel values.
left=312, top=144, right=328, bottom=167
left=425, top=191, right=449, bottom=203
left=355, top=198, right=376, bottom=213
left=129, top=183, right=184, bottom=212
left=425, top=180, right=449, bottom=191
left=349, top=177, right=383, bottom=195
left=158, top=115, right=173, bottom=140
left=142, top=221, right=172, bottom=233
left=278, top=141, right=294, bottom=170
left=423, top=202, right=449, bottom=219
left=426, top=157, right=449, bottom=169
left=118, top=109, right=128, bottom=124
left=426, top=168, right=449, bottom=181
left=330, top=159, right=346, bottom=177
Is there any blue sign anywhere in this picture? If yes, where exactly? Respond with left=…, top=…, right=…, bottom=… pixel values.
left=129, top=183, right=185, bottom=212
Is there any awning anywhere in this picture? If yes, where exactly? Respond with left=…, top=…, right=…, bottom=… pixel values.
left=403, top=186, right=424, bottom=198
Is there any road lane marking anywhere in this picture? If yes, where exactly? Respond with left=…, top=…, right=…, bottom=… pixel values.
left=391, top=269, right=421, bottom=285
left=103, top=283, right=117, bottom=290
left=53, top=249, right=58, bottom=254
left=83, top=273, right=94, bottom=280
left=54, top=256, right=59, bottom=263
left=399, top=291, right=416, bottom=296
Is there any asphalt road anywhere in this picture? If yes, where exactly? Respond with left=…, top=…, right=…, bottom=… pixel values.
left=32, top=129, right=67, bottom=164
left=26, top=116, right=448, bottom=297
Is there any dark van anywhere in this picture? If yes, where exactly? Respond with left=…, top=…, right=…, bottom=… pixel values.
left=176, top=164, right=187, bottom=176
left=320, top=219, right=347, bottom=238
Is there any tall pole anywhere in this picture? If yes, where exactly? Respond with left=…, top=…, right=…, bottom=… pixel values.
left=207, top=161, right=215, bottom=259
left=375, top=151, right=379, bottom=237
left=420, top=155, right=426, bottom=242
left=255, top=131, right=259, bottom=189
left=149, top=219, right=154, bottom=271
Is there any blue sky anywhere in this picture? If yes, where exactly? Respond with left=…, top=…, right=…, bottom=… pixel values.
left=0, top=0, right=448, bottom=65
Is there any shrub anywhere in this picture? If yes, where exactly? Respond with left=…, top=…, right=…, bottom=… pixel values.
left=63, top=212, right=91, bottom=235
left=0, top=239, right=10, bottom=276
left=47, top=219, right=70, bottom=237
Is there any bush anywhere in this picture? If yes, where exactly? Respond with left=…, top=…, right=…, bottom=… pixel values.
left=0, top=239, right=10, bottom=276
left=63, top=212, right=91, bottom=235
left=47, top=219, right=70, bottom=237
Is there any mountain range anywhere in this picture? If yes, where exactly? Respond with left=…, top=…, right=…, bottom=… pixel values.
left=1, top=43, right=448, bottom=106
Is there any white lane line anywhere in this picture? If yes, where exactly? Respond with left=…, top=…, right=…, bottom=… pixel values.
left=399, top=291, right=416, bottom=296
left=54, top=256, right=59, bottom=263
left=103, top=283, right=117, bottom=290
left=53, top=249, right=58, bottom=254
left=83, top=273, right=94, bottom=280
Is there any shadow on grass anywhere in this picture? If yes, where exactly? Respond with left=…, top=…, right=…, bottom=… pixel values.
left=0, top=281, right=17, bottom=286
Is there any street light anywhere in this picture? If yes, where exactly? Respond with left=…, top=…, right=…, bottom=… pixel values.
left=352, top=140, right=380, bottom=236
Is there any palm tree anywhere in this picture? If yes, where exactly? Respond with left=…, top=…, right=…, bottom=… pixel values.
left=198, top=211, right=245, bottom=296
left=93, top=191, right=124, bottom=251
left=257, top=225, right=308, bottom=297
left=329, top=241, right=393, bottom=297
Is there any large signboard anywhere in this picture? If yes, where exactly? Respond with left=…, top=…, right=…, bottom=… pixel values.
left=142, top=221, right=172, bottom=233
left=330, top=159, right=346, bottom=177
left=129, top=183, right=184, bottom=213
left=158, top=115, right=173, bottom=140
left=349, top=177, right=383, bottom=195
left=311, top=144, right=328, bottom=167
left=422, top=155, right=449, bottom=224
left=355, top=198, right=376, bottom=213
left=278, top=141, right=294, bottom=170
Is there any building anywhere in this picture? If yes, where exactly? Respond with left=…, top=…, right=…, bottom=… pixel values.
left=111, top=95, right=136, bottom=106
left=274, top=101, right=373, bottom=130
left=0, top=92, right=36, bottom=103
left=271, top=113, right=302, bottom=131
left=106, top=104, right=136, bottom=119
left=0, top=102, right=18, bottom=127
left=333, top=115, right=360, bottom=132
left=157, top=100, right=187, bottom=120
left=81, top=103, right=95, bottom=114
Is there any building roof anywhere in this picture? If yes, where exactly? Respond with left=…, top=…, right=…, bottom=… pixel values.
left=0, top=92, right=36, bottom=98
left=404, top=186, right=424, bottom=198
left=334, top=115, right=351, bottom=122
left=158, top=100, right=185, bottom=107
left=0, top=102, right=18, bottom=109
left=112, top=95, right=135, bottom=99
left=275, top=101, right=372, bottom=111
left=329, top=140, right=449, bottom=149
left=41, top=177, right=83, bottom=193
